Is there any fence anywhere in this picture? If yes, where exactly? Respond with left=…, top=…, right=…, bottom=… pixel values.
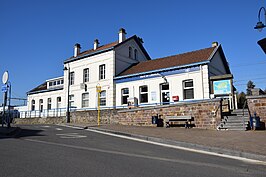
left=15, top=100, right=208, bottom=119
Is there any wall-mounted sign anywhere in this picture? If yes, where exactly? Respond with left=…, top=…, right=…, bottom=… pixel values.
left=172, top=95, right=179, bottom=102
left=213, top=80, right=231, bottom=95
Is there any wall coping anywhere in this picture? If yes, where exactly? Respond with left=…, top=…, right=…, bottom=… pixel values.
left=246, top=95, right=266, bottom=99
left=118, top=98, right=221, bottom=113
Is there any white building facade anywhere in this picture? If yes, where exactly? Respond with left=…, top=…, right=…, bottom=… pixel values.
left=25, top=29, right=234, bottom=117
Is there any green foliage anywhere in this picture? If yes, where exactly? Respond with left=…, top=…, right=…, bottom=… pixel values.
left=237, top=91, right=246, bottom=109
left=246, top=80, right=255, bottom=96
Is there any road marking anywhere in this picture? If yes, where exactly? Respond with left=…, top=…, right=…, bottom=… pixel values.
left=56, top=133, right=87, bottom=139
left=41, top=125, right=50, bottom=128
left=55, top=128, right=63, bottom=131
left=57, top=124, right=266, bottom=165
left=86, top=128, right=266, bottom=165
left=24, top=138, right=249, bottom=171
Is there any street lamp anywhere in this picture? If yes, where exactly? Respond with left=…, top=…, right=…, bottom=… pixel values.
left=63, top=66, right=70, bottom=123
left=254, top=7, right=266, bottom=32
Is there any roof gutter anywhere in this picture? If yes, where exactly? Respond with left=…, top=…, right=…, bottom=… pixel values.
left=114, top=60, right=210, bottom=80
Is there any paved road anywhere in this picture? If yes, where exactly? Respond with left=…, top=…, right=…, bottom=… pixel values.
left=0, top=125, right=265, bottom=177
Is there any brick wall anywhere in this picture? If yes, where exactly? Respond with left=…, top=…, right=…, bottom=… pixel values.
left=247, top=95, right=266, bottom=123
left=15, top=99, right=222, bottom=130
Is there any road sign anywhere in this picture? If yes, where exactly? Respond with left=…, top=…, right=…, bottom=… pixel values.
left=2, top=71, right=9, bottom=84
left=1, top=85, right=7, bottom=93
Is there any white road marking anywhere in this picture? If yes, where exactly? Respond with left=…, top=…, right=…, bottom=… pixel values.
left=55, top=128, right=63, bottom=131
left=42, top=125, right=50, bottom=128
left=24, top=138, right=250, bottom=171
left=57, top=124, right=266, bottom=165
left=56, top=133, right=87, bottom=139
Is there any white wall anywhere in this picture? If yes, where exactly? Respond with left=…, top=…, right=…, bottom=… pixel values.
left=63, top=51, right=115, bottom=109
left=116, top=69, right=207, bottom=106
left=27, top=89, right=65, bottom=111
left=115, top=39, right=149, bottom=76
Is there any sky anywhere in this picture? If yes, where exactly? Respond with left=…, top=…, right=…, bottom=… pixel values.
left=0, top=0, right=266, bottom=105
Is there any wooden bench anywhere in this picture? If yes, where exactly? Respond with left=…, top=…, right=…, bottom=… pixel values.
left=165, top=115, right=193, bottom=128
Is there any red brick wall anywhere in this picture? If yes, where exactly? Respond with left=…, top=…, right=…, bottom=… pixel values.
left=247, top=95, right=266, bottom=123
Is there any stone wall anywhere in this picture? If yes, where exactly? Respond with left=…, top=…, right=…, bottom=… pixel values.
left=117, top=99, right=222, bottom=129
left=15, top=99, right=222, bottom=130
left=247, top=95, right=266, bottom=123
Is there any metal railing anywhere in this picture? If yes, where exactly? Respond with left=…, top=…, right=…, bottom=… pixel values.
left=15, top=98, right=217, bottom=119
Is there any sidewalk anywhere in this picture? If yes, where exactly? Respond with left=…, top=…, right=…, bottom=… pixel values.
left=65, top=123, right=266, bottom=162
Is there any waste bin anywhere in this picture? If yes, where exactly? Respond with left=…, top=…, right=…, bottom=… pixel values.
left=152, top=115, right=158, bottom=124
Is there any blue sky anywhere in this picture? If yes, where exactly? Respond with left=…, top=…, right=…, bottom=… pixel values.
left=1, top=0, right=266, bottom=105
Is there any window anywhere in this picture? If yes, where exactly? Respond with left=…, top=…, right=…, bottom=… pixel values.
left=183, top=80, right=194, bottom=99
left=47, top=98, right=52, bottom=110
left=129, top=47, right=132, bottom=58
left=69, top=95, right=74, bottom=108
left=134, top=49, right=138, bottom=60
left=39, top=99, right=43, bottom=112
left=100, top=90, right=106, bottom=106
left=139, top=85, right=148, bottom=103
left=57, top=97, right=61, bottom=109
left=31, top=100, right=35, bottom=111
left=121, top=88, right=129, bottom=105
left=83, top=68, right=89, bottom=83
left=70, top=72, right=74, bottom=85
left=82, top=93, right=89, bottom=108
left=99, top=64, right=105, bottom=80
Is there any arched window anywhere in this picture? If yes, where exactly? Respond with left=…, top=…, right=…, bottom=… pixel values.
left=31, top=100, right=35, bottom=111
left=129, top=47, right=132, bottom=58
left=134, top=49, right=138, bottom=60
left=39, top=99, right=43, bottom=112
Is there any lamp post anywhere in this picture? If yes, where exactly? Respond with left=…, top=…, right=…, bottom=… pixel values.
left=64, top=66, right=70, bottom=123
left=254, top=7, right=266, bottom=32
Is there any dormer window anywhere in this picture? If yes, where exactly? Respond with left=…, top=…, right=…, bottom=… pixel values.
left=129, top=47, right=132, bottom=58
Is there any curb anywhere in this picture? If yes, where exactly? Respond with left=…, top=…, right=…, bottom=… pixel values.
left=63, top=124, right=266, bottom=163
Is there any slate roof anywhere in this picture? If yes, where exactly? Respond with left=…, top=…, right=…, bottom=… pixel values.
left=27, top=82, right=63, bottom=95
left=118, top=46, right=217, bottom=76
left=28, top=82, right=47, bottom=94
left=64, top=35, right=151, bottom=64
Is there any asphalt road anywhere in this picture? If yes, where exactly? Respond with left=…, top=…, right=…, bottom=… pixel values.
left=0, top=124, right=265, bottom=177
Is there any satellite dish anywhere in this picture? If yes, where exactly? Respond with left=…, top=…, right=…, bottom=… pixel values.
left=2, top=71, right=9, bottom=84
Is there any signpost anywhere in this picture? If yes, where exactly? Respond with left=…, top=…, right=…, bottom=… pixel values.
left=2, top=71, right=9, bottom=127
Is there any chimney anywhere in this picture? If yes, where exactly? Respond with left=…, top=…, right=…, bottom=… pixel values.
left=212, top=42, right=218, bottom=47
left=94, top=39, right=99, bottom=50
left=119, top=28, right=127, bottom=43
left=74, top=43, right=81, bottom=57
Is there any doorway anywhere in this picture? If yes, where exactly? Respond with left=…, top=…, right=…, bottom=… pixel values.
left=160, top=83, right=170, bottom=105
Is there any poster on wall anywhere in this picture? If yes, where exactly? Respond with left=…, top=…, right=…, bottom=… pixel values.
left=151, top=91, right=157, bottom=101
left=213, top=80, right=231, bottom=95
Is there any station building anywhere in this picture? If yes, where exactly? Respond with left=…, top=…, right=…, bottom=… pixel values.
left=26, top=28, right=235, bottom=117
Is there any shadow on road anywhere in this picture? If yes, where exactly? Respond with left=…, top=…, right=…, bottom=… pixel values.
left=0, top=128, right=44, bottom=139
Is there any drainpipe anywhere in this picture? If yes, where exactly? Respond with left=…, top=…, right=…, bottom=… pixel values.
left=200, top=65, right=205, bottom=99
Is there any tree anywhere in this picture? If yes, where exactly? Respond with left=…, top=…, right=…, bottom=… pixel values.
left=237, top=91, right=246, bottom=109
left=246, top=80, right=255, bottom=96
